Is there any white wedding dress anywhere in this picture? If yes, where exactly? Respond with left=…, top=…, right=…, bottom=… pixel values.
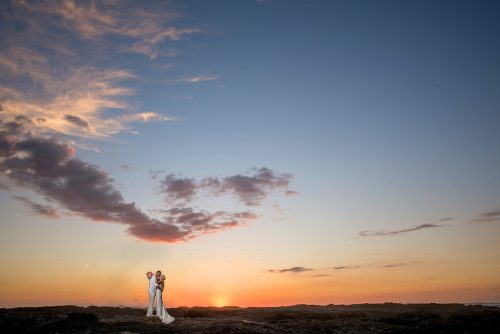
left=156, top=286, right=175, bottom=324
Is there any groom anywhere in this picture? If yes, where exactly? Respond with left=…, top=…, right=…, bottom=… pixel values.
left=146, top=271, right=157, bottom=316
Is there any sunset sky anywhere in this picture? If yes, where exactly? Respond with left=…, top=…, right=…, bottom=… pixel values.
left=1, top=0, right=500, bottom=308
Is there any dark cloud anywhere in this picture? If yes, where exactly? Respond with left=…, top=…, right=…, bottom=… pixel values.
left=64, top=114, right=89, bottom=128
left=215, top=167, right=293, bottom=205
left=15, top=115, right=33, bottom=124
left=161, top=174, right=198, bottom=203
left=472, top=208, right=500, bottom=223
left=359, top=223, right=443, bottom=237
left=0, top=122, right=257, bottom=243
left=3, top=121, right=23, bottom=134
left=160, top=167, right=295, bottom=206
left=128, top=208, right=256, bottom=243
left=382, top=263, right=408, bottom=268
left=155, top=207, right=256, bottom=235
left=439, top=217, right=454, bottom=222
left=333, top=265, right=361, bottom=270
left=268, top=266, right=313, bottom=274
left=13, top=195, right=59, bottom=218
left=310, top=274, right=330, bottom=277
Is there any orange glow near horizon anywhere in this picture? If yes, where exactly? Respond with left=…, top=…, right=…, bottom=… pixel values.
left=1, top=257, right=500, bottom=308
left=0, top=216, right=500, bottom=308
left=212, top=296, right=230, bottom=307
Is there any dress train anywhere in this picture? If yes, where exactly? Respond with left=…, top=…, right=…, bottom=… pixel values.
left=156, top=288, right=175, bottom=324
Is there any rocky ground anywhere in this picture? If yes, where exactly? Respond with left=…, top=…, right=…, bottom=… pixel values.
left=1, top=303, right=500, bottom=333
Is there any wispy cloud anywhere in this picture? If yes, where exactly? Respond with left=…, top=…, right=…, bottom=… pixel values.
left=268, top=266, right=313, bottom=274
left=0, top=67, right=142, bottom=139
left=164, top=74, right=220, bottom=84
left=120, top=112, right=178, bottom=123
left=0, top=0, right=188, bottom=140
left=382, top=263, right=409, bottom=268
left=359, top=223, right=443, bottom=237
left=13, top=0, right=194, bottom=44
left=13, top=196, right=59, bottom=219
left=333, top=265, right=362, bottom=270
left=332, top=262, right=412, bottom=271
left=471, top=207, right=500, bottom=223
left=129, top=28, right=200, bottom=59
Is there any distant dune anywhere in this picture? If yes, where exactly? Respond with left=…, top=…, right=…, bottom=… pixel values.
left=2, top=303, right=500, bottom=333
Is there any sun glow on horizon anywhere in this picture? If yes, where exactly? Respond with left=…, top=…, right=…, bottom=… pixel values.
left=212, top=296, right=230, bottom=308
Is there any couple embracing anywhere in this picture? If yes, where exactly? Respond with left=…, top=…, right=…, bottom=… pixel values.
left=146, top=270, right=175, bottom=324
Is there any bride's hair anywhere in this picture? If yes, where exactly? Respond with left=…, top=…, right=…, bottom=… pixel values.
left=161, top=274, right=166, bottom=280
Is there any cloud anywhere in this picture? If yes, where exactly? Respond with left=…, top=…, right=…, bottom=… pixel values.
left=472, top=208, right=500, bottom=223
left=0, top=49, right=181, bottom=138
left=14, top=0, right=200, bottom=59
left=0, top=63, right=142, bottom=138
left=439, top=217, right=454, bottom=222
left=332, top=263, right=412, bottom=271
left=164, top=75, right=220, bottom=84
left=0, top=122, right=258, bottom=243
left=268, top=266, right=313, bottom=274
left=161, top=174, right=198, bottom=204
left=382, top=263, right=408, bottom=268
left=333, top=265, right=361, bottom=270
left=64, top=114, right=89, bottom=128
left=12, top=195, right=59, bottom=218
left=151, top=207, right=257, bottom=236
left=0, top=0, right=186, bottom=140
left=204, top=167, right=294, bottom=206
left=160, top=167, right=295, bottom=206
left=129, top=28, right=200, bottom=59
left=12, top=0, right=190, bottom=42
left=359, top=223, right=443, bottom=237
left=0, top=1, right=291, bottom=244
left=120, top=112, right=178, bottom=123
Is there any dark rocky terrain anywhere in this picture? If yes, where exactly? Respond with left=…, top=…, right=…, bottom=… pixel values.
left=1, top=303, right=500, bottom=333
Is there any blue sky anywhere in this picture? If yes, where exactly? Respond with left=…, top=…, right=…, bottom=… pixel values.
left=98, top=0, right=500, bottom=224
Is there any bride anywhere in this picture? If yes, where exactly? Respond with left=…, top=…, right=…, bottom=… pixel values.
left=155, top=273, right=175, bottom=324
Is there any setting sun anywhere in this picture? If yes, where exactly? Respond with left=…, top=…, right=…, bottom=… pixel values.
left=212, top=296, right=229, bottom=308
